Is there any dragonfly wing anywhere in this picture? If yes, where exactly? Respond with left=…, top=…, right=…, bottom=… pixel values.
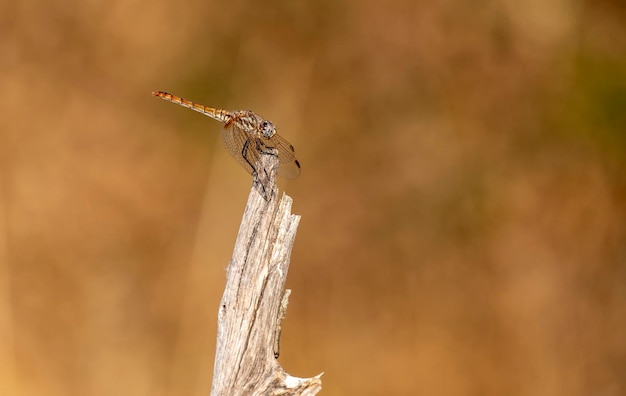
left=265, top=133, right=301, bottom=179
left=221, top=123, right=260, bottom=177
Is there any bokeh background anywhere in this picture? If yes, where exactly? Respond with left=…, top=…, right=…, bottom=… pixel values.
left=1, top=0, right=626, bottom=395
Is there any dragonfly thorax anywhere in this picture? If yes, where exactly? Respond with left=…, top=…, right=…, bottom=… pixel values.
left=232, top=111, right=276, bottom=139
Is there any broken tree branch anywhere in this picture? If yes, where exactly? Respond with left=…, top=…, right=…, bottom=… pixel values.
left=210, top=153, right=322, bottom=396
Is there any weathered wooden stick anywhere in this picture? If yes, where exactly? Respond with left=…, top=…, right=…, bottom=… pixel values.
left=210, top=153, right=322, bottom=396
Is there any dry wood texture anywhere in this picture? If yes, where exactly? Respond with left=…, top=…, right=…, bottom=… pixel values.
left=210, top=153, right=322, bottom=396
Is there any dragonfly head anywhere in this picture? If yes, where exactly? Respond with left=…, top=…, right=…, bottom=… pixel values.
left=260, top=120, right=276, bottom=139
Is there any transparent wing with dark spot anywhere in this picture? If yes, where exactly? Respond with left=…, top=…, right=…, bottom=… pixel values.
left=264, top=133, right=301, bottom=179
left=221, top=122, right=260, bottom=177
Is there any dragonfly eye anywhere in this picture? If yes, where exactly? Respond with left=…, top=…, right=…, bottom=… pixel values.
left=260, top=120, right=275, bottom=138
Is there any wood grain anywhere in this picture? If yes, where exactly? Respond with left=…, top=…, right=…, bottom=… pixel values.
left=211, top=153, right=322, bottom=395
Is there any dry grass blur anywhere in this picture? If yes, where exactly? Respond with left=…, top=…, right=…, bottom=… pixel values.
left=1, top=0, right=625, bottom=395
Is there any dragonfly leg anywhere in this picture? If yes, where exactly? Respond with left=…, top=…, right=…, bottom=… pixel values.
left=249, top=139, right=278, bottom=202
left=241, top=138, right=258, bottom=177
left=256, top=140, right=279, bottom=156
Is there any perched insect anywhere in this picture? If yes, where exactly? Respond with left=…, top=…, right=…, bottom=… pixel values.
left=152, top=91, right=301, bottom=181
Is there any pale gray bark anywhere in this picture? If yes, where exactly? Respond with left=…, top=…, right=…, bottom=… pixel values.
left=210, top=154, right=322, bottom=396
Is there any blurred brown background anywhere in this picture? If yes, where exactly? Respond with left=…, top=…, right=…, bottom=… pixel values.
left=1, top=0, right=625, bottom=395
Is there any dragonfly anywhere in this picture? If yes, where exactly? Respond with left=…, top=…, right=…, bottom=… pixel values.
left=152, top=91, right=301, bottom=181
